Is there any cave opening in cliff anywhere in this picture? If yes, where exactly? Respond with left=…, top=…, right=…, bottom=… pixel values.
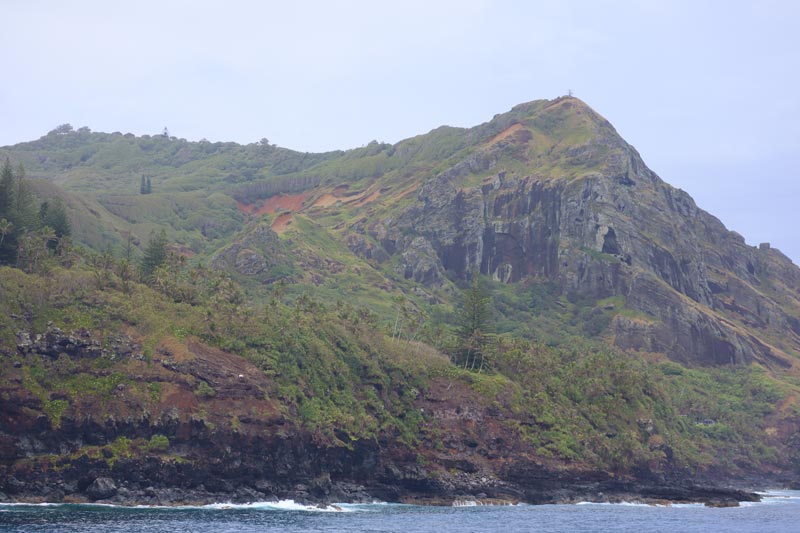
left=602, top=227, right=621, bottom=255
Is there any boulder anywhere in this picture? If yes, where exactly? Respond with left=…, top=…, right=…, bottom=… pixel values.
left=86, top=477, right=117, bottom=500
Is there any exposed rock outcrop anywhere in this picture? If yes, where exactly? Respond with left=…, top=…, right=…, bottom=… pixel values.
left=376, top=98, right=800, bottom=367
left=397, top=236, right=443, bottom=285
left=16, top=326, right=141, bottom=361
left=210, top=222, right=290, bottom=278
left=86, top=477, right=117, bottom=500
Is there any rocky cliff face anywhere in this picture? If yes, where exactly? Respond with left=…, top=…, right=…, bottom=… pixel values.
left=197, top=97, right=800, bottom=369
left=370, top=98, right=800, bottom=367
left=210, top=222, right=290, bottom=279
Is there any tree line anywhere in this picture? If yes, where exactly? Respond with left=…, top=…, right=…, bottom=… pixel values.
left=231, top=175, right=321, bottom=203
left=0, top=158, right=72, bottom=270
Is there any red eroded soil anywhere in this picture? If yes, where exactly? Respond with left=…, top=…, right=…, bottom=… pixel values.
left=271, top=212, right=293, bottom=233
left=236, top=200, right=255, bottom=214
left=237, top=192, right=309, bottom=215
left=312, top=184, right=359, bottom=208
left=312, top=193, right=341, bottom=208
left=354, top=189, right=381, bottom=207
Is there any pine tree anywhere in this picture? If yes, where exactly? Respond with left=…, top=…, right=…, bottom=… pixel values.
left=140, top=229, right=168, bottom=279
left=38, top=201, right=49, bottom=224
left=456, top=275, right=493, bottom=371
left=140, top=175, right=153, bottom=194
left=117, top=231, right=136, bottom=294
left=0, top=160, right=36, bottom=264
left=40, top=198, right=71, bottom=241
left=13, top=164, right=36, bottom=230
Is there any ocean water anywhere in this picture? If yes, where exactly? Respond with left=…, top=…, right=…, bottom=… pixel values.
left=1, top=491, right=799, bottom=532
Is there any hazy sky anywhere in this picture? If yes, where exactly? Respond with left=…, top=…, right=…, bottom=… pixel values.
left=3, top=0, right=799, bottom=263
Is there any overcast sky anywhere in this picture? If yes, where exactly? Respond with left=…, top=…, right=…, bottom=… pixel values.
left=2, top=0, right=799, bottom=263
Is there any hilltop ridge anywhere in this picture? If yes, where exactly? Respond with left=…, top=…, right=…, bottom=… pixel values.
left=3, top=96, right=799, bottom=367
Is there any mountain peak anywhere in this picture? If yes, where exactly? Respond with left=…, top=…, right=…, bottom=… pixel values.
left=503, top=95, right=608, bottom=125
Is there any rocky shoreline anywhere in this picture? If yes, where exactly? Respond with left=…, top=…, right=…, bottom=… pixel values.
left=0, top=475, right=765, bottom=508
left=0, top=325, right=785, bottom=512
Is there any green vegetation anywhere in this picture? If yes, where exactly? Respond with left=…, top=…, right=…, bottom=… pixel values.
left=1, top=97, right=798, bottom=488
left=140, top=229, right=168, bottom=279
left=0, top=158, right=73, bottom=270
left=454, top=275, right=493, bottom=371
left=195, top=380, right=216, bottom=398
left=0, top=235, right=795, bottom=477
left=147, top=434, right=170, bottom=452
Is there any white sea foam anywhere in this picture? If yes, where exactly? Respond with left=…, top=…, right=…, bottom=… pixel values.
left=0, top=502, right=63, bottom=507
left=739, top=491, right=800, bottom=507
left=0, top=500, right=355, bottom=512
left=452, top=500, right=478, bottom=507
left=200, top=500, right=351, bottom=512
left=575, top=501, right=700, bottom=507
left=572, top=490, right=800, bottom=509
left=451, top=500, right=518, bottom=507
left=757, top=490, right=800, bottom=499
left=670, top=503, right=704, bottom=508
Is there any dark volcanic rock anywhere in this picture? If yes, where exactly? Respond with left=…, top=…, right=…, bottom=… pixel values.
left=4, top=477, right=27, bottom=495
left=397, top=236, right=443, bottom=285
left=86, top=477, right=117, bottom=500
left=16, top=326, right=139, bottom=361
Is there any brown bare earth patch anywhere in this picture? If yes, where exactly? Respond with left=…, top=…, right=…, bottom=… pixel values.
left=237, top=192, right=309, bottom=215
left=778, top=392, right=799, bottom=414
left=157, top=336, right=194, bottom=362
left=395, top=183, right=420, bottom=200
left=257, top=193, right=308, bottom=215
left=312, top=183, right=373, bottom=209
left=312, top=193, right=341, bottom=208
left=161, top=382, right=199, bottom=414
left=313, top=186, right=380, bottom=209
left=152, top=339, right=282, bottom=432
left=486, top=123, right=524, bottom=146
left=186, top=340, right=274, bottom=392
left=271, top=212, right=293, bottom=233
left=354, top=189, right=381, bottom=207
left=236, top=200, right=256, bottom=214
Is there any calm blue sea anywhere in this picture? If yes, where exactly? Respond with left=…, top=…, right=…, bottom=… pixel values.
left=2, top=491, right=799, bottom=532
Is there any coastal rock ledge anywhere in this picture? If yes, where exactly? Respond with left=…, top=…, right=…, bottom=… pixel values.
left=0, top=445, right=763, bottom=508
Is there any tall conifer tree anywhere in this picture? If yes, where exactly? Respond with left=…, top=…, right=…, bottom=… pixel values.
left=140, top=229, right=168, bottom=278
